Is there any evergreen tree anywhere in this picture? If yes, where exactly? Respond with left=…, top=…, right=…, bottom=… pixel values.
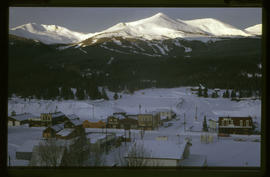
left=203, top=116, right=208, bottom=132
left=197, top=86, right=202, bottom=97
left=230, top=90, right=237, bottom=98
left=113, top=92, right=119, bottom=100
left=76, top=87, right=85, bottom=100
left=101, top=87, right=109, bottom=100
left=211, top=92, right=218, bottom=98
left=11, top=110, right=16, bottom=116
left=203, top=87, right=208, bottom=97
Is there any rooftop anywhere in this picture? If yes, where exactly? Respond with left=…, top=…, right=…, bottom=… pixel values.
left=9, top=113, right=37, bottom=121
left=56, top=128, right=74, bottom=137
left=126, top=140, right=187, bottom=160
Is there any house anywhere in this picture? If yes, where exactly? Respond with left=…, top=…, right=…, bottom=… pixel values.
left=124, top=140, right=192, bottom=167
left=82, top=120, right=106, bottom=129
left=218, top=116, right=253, bottom=135
left=28, top=116, right=42, bottom=127
left=64, top=119, right=85, bottom=136
left=107, top=112, right=126, bottom=129
left=8, top=113, right=37, bottom=126
left=55, top=128, right=78, bottom=140
left=8, top=117, right=20, bottom=126
left=208, top=118, right=218, bottom=132
left=86, top=133, right=116, bottom=152
left=119, top=116, right=138, bottom=130
left=66, top=114, right=80, bottom=120
left=156, top=108, right=176, bottom=122
left=40, top=112, right=68, bottom=126
left=42, top=123, right=65, bottom=138
left=137, top=113, right=160, bottom=130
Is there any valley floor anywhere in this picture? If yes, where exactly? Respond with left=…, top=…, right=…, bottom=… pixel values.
left=7, top=87, right=261, bottom=167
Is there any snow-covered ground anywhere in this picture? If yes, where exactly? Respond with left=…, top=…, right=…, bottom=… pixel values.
left=8, top=87, right=261, bottom=167
left=8, top=87, right=261, bottom=128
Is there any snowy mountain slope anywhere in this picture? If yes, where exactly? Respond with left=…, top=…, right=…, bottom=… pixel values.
left=79, top=13, right=256, bottom=47
left=181, top=18, right=252, bottom=37
left=245, top=24, right=262, bottom=35
left=9, top=23, right=93, bottom=44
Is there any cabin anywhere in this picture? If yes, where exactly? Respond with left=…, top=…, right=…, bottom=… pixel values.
left=107, top=112, right=126, bottom=129
left=42, top=123, right=65, bottom=138
left=124, top=140, right=192, bottom=167
left=137, top=113, right=160, bottom=130
left=82, top=120, right=106, bottom=128
left=8, top=113, right=37, bottom=126
left=40, top=112, right=68, bottom=126
left=218, top=116, right=253, bottom=135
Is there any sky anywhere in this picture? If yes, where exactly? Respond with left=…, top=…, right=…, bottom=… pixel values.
left=9, top=7, right=262, bottom=33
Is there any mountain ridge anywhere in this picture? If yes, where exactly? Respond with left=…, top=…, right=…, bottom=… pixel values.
left=9, top=13, right=261, bottom=45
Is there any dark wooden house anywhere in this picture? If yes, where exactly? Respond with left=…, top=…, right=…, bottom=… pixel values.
left=40, top=112, right=68, bottom=126
left=107, top=112, right=126, bottom=129
left=42, top=123, right=65, bottom=138
left=119, top=116, right=138, bottom=130
left=218, top=116, right=253, bottom=135
left=138, top=112, right=160, bottom=130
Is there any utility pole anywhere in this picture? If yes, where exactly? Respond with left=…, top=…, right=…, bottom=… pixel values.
left=184, top=113, right=186, bottom=132
left=92, top=104, right=94, bottom=120
left=195, top=105, right=198, bottom=121
left=139, top=104, right=141, bottom=114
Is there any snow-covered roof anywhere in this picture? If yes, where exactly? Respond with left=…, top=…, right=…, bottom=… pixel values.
left=126, top=140, right=187, bottom=160
left=112, top=114, right=126, bottom=119
left=156, top=108, right=171, bottom=112
left=180, top=154, right=207, bottom=167
left=66, top=114, right=80, bottom=120
left=86, top=133, right=106, bottom=144
left=69, top=119, right=83, bottom=126
left=9, top=113, right=36, bottom=121
left=56, top=128, right=74, bottom=137
left=50, top=123, right=65, bottom=132
left=51, top=112, right=65, bottom=118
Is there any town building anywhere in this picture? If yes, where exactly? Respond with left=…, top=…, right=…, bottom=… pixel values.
left=124, top=140, right=192, bottom=167
left=218, top=116, right=254, bottom=135
left=208, top=118, right=218, bottom=132
left=42, top=123, right=65, bottom=138
left=107, top=112, right=126, bottom=129
left=156, top=108, right=176, bottom=123
left=8, top=113, right=37, bottom=126
left=137, top=113, right=160, bottom=130
left=40, top=112, right=68, bottom=126
left=82, top=120, right=106, bottom=128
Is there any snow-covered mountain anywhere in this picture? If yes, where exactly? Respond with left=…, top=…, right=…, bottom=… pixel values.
left=9, top=23, right=93, bottom=44
left=245, top=24, right=262, bottom=36
left=9, top=13, right=259, bottom=45
left=180, top=18, right=252, bottom=37
left=80, top=13, right=255, bottom=46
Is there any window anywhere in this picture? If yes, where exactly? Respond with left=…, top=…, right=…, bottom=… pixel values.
left=246, top=120, right=249, bottom=127
left=240, top=120, right=243, bottom=127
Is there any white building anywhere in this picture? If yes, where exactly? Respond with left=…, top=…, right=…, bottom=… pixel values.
left=124, top=140, right=191, bottom=167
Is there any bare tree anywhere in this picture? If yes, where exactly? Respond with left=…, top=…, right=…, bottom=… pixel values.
left=31, top=139, right=65, bottom=167
left=125, top=142, right=151, bottom=167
